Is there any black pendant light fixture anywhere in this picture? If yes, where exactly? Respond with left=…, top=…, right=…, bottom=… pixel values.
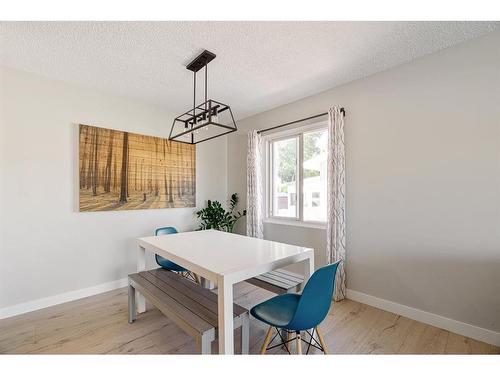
left=169, top=50, right=237, bottom=144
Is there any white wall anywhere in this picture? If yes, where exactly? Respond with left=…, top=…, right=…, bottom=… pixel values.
left=228, top=31, right=500, bottom=334
left=0, top=66, right=227, bottom=312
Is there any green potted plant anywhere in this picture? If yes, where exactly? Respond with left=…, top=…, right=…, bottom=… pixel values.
left=196, top=193, right=246, bottom=233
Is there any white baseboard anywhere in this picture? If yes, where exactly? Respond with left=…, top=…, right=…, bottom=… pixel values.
left=0, top=277, right=129, bottom=320
left=346, top=288, right=500, bottom=347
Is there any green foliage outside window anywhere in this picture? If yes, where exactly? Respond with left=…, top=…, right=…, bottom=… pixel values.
left=276, top=131, right=324, bottom=182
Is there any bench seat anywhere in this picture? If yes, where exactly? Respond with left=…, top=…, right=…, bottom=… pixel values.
left=247, top=268, right=304, bottom=295
left=128, top=268, right=249, bottom=354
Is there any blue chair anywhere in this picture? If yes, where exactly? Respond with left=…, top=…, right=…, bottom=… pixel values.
left=155, top=227, right=199, bottom=284
left=250, top=261, right=340, bottom=355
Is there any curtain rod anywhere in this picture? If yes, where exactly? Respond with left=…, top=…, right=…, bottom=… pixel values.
left=256, top=107, right=345, bottom=135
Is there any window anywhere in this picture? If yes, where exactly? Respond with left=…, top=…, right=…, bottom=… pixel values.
left=266, top=124, right=328, bottom=224
left=271, top=137, right=298, bottom=218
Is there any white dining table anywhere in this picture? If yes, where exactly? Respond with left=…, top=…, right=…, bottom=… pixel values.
left=136, top=229, right=314, bottom=354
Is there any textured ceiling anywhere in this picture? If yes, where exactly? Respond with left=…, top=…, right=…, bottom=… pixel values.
left=1, top=21, right=498, bottom=120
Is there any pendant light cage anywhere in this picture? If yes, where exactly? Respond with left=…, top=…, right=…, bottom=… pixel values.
left=169, top=50, right=237, bottom=144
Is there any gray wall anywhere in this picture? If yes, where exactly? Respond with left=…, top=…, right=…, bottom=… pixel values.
left=227, top=31, right=500, bottom=332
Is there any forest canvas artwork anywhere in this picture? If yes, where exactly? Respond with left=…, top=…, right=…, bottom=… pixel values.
left=79, top=124, right=196, bottom=212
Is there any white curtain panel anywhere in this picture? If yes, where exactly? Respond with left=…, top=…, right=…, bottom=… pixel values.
left=246, top=130, right=264, bottom=239
left=326, top=106, right=346, bottom=301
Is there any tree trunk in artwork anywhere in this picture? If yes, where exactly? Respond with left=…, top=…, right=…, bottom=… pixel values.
left=86, top=127, right=95, bottom=190
left=104, top=129, right=114, bottom=193
left=140, top=159, right=143, bottom=191
left=184, top=149, right=188, bottom=194
left=163, top=140, right=167, bottom=204
left=126, top=137, right=130, bottom=198
left=165, top=139, right=173, bottom=204
left=119, top=132, right=129, bottom=203
left=113, top=157, right=117, bottom=192
left=160, top=139, right=167, bottom=203
left=154, top=139, right=159, bottom=197
left=168, top=174, right=174, bottom=203
left=134, top=159, right=138, bottom=191
left=92, top=127, right=99, bottom=196
left=79, top=126, right=88, bottom=189
left=149, top=138, right=153, bottom=194
left=192, top=146, right=196, bottom=194
left=181, top=143, right=186, bottom=196
left=176, top=141, right=181, bottom=198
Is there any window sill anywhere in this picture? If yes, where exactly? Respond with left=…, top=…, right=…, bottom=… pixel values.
left=263, top=218, right=326, bottom=230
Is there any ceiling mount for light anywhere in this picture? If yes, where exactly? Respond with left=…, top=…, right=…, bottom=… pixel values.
left=169, top=50, right=237, bottom=144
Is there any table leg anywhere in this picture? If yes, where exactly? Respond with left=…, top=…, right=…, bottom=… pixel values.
left=136, top=245, right=146, bottom=313
left=303, top=253, right=316, bottom=343
left=241, top=313, right=249, bottom=354
left=217, top=276, right=234, bottom=354
left=303, top=253, right=314, bottom=285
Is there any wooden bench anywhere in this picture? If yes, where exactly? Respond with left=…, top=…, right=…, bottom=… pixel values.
left=247, top=268, right=304, bottom=295
left=128, top=268, right=249, bottom=354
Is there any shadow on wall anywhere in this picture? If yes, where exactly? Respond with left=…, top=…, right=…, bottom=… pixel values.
left=237, top=217, right=328, bottom=275
left=347, top=251, right=500, bottom=333
left=236, top=216, right=499, bottom=333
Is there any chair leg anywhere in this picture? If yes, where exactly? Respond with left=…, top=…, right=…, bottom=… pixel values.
left=260, top=326, right=274, bottom=354
left=316, top=326, right=328, bottom=354
left=296, top=332, right=302, bottom=355
left=184, top=271, right=200, bottom=285
left=287, top=331, right=292, bottom=352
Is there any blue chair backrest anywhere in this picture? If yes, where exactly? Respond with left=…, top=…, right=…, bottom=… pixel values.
left=155, top=227, right=178, bottom=268
left=155, top=226, right=178, bottom=236
left=286, top=261, right=340, bottom=331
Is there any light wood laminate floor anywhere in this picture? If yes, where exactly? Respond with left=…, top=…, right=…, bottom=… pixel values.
left=1, top=282, right=498, bottom=354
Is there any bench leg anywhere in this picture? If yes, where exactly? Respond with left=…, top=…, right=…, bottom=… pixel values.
left=136, top=245, right=146, bottom=313
left=201, top=277, right=215, bottom=290
left=128, top=283, right=136, bottom=324
left=241, top=314, right=249, bottom=355
left=199, top=333, right=212, bottom=355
